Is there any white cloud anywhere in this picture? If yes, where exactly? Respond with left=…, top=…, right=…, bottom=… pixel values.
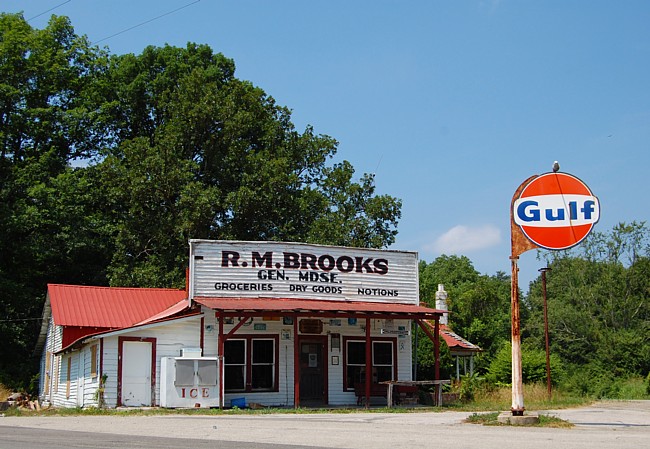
left=429, top=224, right=502, bottom=254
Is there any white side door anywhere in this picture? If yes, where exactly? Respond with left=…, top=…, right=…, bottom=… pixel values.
left=121, top=341, right=152, bottom=406
left=76, top=350, right=85, bottom=407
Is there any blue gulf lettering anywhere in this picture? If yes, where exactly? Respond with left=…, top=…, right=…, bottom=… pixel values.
left=545, top=208, right=565, bottom=221
left=517, top=200, right=540, bottom=222
left=569, top=201, right=578, bottom=220
left=581, top=200, right=596, bottom=220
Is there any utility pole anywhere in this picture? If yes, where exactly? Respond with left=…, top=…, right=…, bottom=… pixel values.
left=539, top=267, right=552, bottom=400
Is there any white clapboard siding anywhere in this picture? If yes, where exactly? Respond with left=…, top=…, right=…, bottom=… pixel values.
left=99, top=317, right=203, bottom=407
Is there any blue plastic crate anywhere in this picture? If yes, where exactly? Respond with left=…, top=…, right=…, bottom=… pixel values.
left=230, top=397, right=246, bottom=408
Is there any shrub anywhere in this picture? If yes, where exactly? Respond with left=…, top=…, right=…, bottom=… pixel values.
left=486, top=342, right=563, bottom=385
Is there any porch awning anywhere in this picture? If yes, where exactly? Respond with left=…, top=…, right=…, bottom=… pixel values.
left=193, top=297, right=444, bottom=320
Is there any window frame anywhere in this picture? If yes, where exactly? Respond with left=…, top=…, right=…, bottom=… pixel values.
left=223, top=334, right=279, bottom=393
left=90, top=344, right=98, bottom=380
left=65, top=356, right=72, bottom=399
left=342, top=337, right=397, bottom=391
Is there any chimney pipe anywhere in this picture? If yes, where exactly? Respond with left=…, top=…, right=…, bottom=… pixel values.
left=435, top=284, right=448, bottom=325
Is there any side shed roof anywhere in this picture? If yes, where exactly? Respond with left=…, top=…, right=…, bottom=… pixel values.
left=422, top=321, right=482, bottom=354
left=47, top=284, right=188, bottom=328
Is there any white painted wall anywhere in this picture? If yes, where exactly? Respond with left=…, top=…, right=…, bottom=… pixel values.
left=42, top=313, right=415, bottom=409
left=100, top=316, right=203, bottom=408
left=202, top=308, right=412, bottom=407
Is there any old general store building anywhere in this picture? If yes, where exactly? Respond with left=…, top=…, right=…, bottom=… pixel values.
left=37, top=240, right=469, bottom=409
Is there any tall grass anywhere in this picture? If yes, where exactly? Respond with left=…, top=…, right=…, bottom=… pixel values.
left=450, top=383, right=591, bottom=411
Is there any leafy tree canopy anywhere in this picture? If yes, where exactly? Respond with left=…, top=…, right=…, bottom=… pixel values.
left=0, top=13, right=401, bottom=385
left=418, top=256, right=511, bottom=373
left=525, top=221, right=650, bottom=389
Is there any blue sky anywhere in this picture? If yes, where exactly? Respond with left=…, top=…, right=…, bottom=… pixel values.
left=5, top=1, right=650, bottom=291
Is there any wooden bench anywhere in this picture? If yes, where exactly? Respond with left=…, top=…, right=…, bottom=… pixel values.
left=354, top=382, right=388, bottom=405
left=394, top=385, right=419, bottom=405
left=381, top=380, right=451, bottom=407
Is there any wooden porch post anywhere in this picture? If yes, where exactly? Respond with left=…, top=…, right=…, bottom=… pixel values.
left=365, top=317, right=372, bottom=408
left=416, top=317, right=442, bottom=405
left=434, top=317, right=440, bottom=381
left=293, top=315, right=300, bottom=408
left=218, top=312, right=224, bottom=409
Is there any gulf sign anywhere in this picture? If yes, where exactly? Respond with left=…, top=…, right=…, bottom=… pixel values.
left=513, top=172, right=600, bottom=250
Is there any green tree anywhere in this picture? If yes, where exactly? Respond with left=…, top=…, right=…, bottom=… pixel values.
left=94, top=43, right=401, bottom=286
left=0, top=14, right=403, bottom=386
left=0, top=13, right=110, bottom=386
left=419, top=256, right=511, bottom=367
left=486, top=342, right=564, bottom=385
left=525, top=222, right=650, bottom=394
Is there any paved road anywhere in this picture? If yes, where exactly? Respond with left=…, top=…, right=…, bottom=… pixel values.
left=1, top=401, right=648, bottom=449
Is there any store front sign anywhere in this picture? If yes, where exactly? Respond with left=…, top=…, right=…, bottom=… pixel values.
left=189, top=240, right=419, bottom=304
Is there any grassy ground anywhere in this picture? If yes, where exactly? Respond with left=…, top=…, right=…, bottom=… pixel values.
left=447, top=382, right=592, bottom=412
left=465, top=411, right=574, bottom=428
left=2, top=383, right=592, bottom=417
left=5, top=380, right=646, bottom=421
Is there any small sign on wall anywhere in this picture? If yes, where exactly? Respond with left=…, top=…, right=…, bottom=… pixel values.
left=299, top=319, right=323, bottom=334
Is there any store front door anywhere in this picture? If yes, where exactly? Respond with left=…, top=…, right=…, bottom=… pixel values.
left=299, top=336, right=328, bottom=406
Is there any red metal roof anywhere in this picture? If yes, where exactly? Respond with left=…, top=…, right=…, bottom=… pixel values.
left=134, top=299, right=192, bottom=326
left=48, top=284, right=188, bottom=328
left=194, top=297, right=444, bottom=319
left=423, top=321, right=481, bottom=353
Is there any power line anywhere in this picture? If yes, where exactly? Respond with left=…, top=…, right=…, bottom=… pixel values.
left=93, top=0, right=201, bottom=45
left=27, top=0, right=72, bottom=22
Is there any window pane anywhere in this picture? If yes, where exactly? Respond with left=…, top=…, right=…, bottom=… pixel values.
left=373, top=342, right=393, bottom=365
left=224, top=340, right=245, bottom=364
left=346, top=366, right=364, bottom=389
left=90, top=345, right=98, bottom=378
left=375, top=366, right=393, bottom=383
left=251, top=365, right=273, bottom=390
left=252, top=340, right=274, bottom=364
left=347, top=341, right=366, bottom=365
left=224, top=366, right=245, bottom=391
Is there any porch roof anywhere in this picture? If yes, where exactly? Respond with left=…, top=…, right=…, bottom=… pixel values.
left=194, top=296, right=444, bottom=320
left=422, top=321, right=482, bottom=354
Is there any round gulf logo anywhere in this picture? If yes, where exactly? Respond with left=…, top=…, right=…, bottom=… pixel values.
left=513, top=172, right=600, bottom=250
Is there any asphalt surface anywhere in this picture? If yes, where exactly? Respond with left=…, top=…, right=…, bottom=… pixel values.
left=1, top=400, right=649, bottom=449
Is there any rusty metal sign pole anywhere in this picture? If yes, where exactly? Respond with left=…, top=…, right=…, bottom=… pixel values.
left=510, top=175, right=539, bottom=416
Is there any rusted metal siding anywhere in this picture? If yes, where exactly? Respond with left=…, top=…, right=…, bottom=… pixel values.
left=189, top=240, right=419, bottom=305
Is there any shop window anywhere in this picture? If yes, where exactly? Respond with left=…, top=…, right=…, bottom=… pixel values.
left=44, top=351, right=52, bottom=395
left=224, top=340, right=246, bottom=391
left=344, top=339, right=395, bottom=390
left=54, top=357, right=59, bottom=393
left=372, top=341, right=394, bottom=384
left=251, top=339, right=274, bottom=390
left=224, top=336, right=278, bottom=393
left=90, top=344, right=98, bottom=380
